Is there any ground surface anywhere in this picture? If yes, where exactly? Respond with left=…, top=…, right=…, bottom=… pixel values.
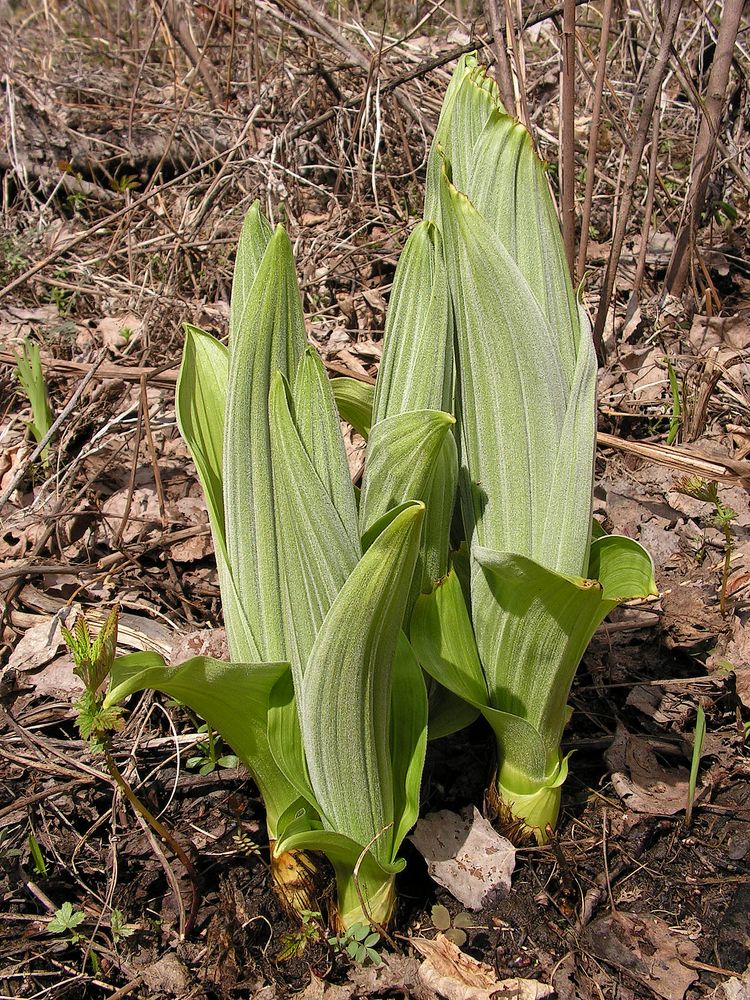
left=1, top=1, right=750, bottom=998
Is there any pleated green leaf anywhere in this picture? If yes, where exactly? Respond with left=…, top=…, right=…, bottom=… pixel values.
left=372, top=221, right=452, bottom=423
left=331, top=377, right=374, bottom=440
left=105, top=654, right=297, bottom=838
left=176, top=325, right=258, bottom=662
left=468, top=113, right=580, bottom=385
left=424, top=52, right=500, bottom=223
left=440, top=171, right=568, bottom=562
left=301, top=501, right=424, bottom=868
left=588, top=534, right=658, bottom=610
left=292, top=348, right=360, bottom=553
left=229, top=201, right=273, bottom=352
left=268, top=370, right=359, bottom=690
left=224, top=224, right=306, bottom=662
left=389, top=633, right=428, bottom=852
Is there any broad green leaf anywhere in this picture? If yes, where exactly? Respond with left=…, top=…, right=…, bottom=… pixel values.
left=267, top=669, right=317, bottom=808
left=331, top=377, right=374, bottom=440
left=359, top=409, right=454, bottom=535
left=269, top=371, right=359, bottom=687
left=301, top=502, right=424, bottom=867
left=411, top=566, right=488, bottom=709
left=105, top=655, right=297, bottom=838
left=224, top=225, right=306, bottom=662
left=425, top=679, right=480, bottom=741
left=440, top=171, right=567, bottom=560
left=389, top=634, right=428, bottom=851
left=538, top=304, right=597, bottom=577
left=372, top=222, right=452, bottom=422
left=175, top=326, right=258, bottom=662
left=472, top=547, right=603, bottom=764
left=468, top=112, right=580, bottom=384
left=292, top=349, right=360, bottom=551
left=424, top=53, right=500, bottom=222
left=588, top=534, right=657, bottom=610
left=229, top=201, right=273, bottom=352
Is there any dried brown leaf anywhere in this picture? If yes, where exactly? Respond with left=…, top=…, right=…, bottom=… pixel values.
left=412, top=935, right=552, bottom=1000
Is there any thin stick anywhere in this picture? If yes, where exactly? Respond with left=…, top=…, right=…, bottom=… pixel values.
left=629, top=98, right=661, bottom=309
left=592, top=0, right=683, bottom=361
left=484, top=0, right=515, bottom=112
left=664, top=0, right=743, bottom=297
left=576, top=0, right=613, bottom=282
left=560, top=0, right=577, bottom=277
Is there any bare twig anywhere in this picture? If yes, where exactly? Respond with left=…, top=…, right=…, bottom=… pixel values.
left=560, top=0, right=577, bottom=277
left=576, top=0, right=613, bottom=282
left=592, top=0, right=684, bottom=361
left=664, top=0, right=744, bottom=297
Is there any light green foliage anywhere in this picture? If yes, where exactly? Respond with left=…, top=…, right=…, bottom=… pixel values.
left=685, top=704, right=706, bottom=827
left=110, top=908, right=135, bottom=943
left=409, top=53, right=656, bottom=840
left=674, top=476, right=736, bottom=614
left=62, top=606, right=124, bottom=751
left=186, top=724, right=239, bottom=775
left=28, top=832, right=47, bottom=877
left=15, top=338, right=54, bottom=463
left=48, top=902, right=86, bottom=941
left=106, top=201, right=433, bottom=930
left=328, top=922, right=382, bottom=965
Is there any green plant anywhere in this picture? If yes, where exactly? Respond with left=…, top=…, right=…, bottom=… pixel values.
left=685, top=704, right=706, bottom=827
left=408, top=53, right=656, bottom=842
left=430, top=903, right=473, bottom=946
left=27, top=832, right=48, bottom=877
left=665, top=357, right=681, bottom=445
left=103, top=209, right=434, bottom=930
left=186, top=723, right=239, bottom=775
left=110, top=908, right=135, bottom=943
left=277, top=908, right=324, bottom=960
left=15, top=338, right=54, bottom=463
left=674, top=476, right=737, bottom=615
left=48, top=901, right=86, bottom=942
left=328, top=921, right=382, bottom=965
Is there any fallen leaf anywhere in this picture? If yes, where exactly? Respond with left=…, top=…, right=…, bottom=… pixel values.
left=409, top=806, right=515, bottom=910
left=412, top=935, right=552, bottom=1000
left=583, top=911, right=699, bottom=1000
left=606, top=724, right=691, bottom=815
left=709, top=962, right=750, bottom=998
left=347, top=953, right=433, bottom=999
left=100, top=487, right=162, bottom=546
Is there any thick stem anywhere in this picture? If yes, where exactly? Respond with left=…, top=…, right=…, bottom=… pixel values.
left=270, top=844, right=326, bottom=920
left=491, top=759, right=565, bottom=845
left=331, top=863, right=396, bottom=932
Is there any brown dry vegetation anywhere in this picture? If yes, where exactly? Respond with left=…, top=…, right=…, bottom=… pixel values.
left=1, top=1, right=750, bottom=998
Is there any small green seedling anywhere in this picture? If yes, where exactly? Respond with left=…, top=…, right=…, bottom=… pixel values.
left=186, top=723, right=239, bottom=775
left=665, top=358, right=681, bottom=446
left=430, top=903, right=473, bottom=947
left=61, top=605, right=123, bottom=752
left=328, top=921, right=382, bottom=965
left=48, top=901, right=86, bottom=943
left=15, top=339, right=54, bottom=464
left=110, top=908, right=135, bottom=943
left=28, top=832, right=48, bottom=877
left=674, top=477, right=737, bottom=615
left=277, top=909, right=324, bottom=960
left=685, top=704, right=706, bottom=827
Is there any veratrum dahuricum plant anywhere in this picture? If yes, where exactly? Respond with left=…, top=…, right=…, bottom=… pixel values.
left=407, top=54, right=657, bottom=842
left=102, top=207, right=443, bottom=930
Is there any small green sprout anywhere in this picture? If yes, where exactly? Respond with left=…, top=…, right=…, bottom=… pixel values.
left=61, top=605, right=123, bottom=752
left=28, top=832, right=48, bottom=877
left=328, top=921, right=382, bottom=965
left=110, top=908, right=135, bottom=943
left=186, top=723, right=239, bottom=775
left=430, top=903, right=474, bottom=947
left=277, top=909, right=324, bottom=961
left=48, top=901, right=86, bottom=942
left=674, top=477, right=737, bottom=615
left=685, top=704, right=706, bottom=828
left=15, top=339, right=53, bottom=464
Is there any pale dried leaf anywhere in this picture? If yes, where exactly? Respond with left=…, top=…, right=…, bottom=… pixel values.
left=583, top=911, right=699, bottom=1000
left=606, top=723, right=691, bottom=815
left=412, top=935, right=552, bottom=1000
left=409, top=806, right=515, bottom=910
